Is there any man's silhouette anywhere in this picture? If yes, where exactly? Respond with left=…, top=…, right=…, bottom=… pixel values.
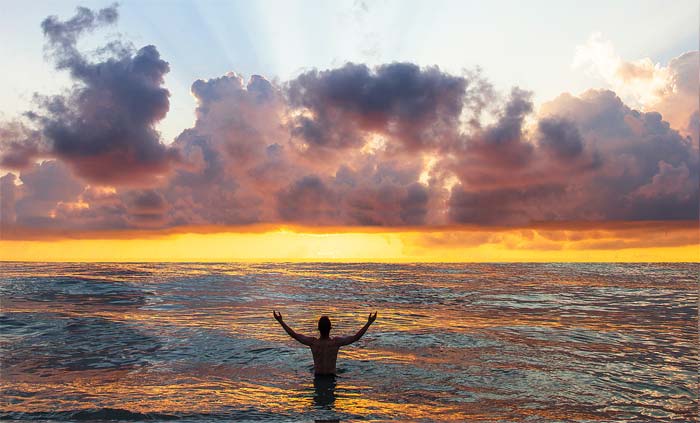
left=273, top=311, right=377, bottom=376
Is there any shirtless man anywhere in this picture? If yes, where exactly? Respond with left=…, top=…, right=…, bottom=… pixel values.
left=273, top=311, right=377, bottom=376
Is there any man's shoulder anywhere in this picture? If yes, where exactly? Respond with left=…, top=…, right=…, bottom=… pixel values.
left=312, top=337, right=343, bottom=346
left=331, top=336, right=351, bottom=345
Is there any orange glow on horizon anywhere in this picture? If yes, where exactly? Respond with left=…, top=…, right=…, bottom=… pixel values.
left=0, top=222, right=697, bottom=262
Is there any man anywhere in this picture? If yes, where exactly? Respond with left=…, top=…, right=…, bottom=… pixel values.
left=273, top=310, right=377, bottom=376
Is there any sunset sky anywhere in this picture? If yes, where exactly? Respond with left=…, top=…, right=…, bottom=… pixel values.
left=0, top=0, right=697, bottom=261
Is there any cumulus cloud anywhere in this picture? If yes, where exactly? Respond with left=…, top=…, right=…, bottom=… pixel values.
left=11, top=160, right=84, bottom=229
left=165, top=72, right=289, bottom=226
left=163, top=69, right=440, bottom=227
left=573, top=33, right=699, bottom=139
left=538, top=89, right=697, bottom=221
left=0, top=121, right=44, bottom=169
left=287, top=62, right=468, bottom=152
left=0, top=7, right=697, bottom=237
left=537, top=117, right=584, bottom=160
left=0, top=173, right=17, bottom=228
left=0, top=4, right=179, bottom=185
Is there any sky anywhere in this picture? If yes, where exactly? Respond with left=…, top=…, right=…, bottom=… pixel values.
left=0, top=0, right=698, bottom=261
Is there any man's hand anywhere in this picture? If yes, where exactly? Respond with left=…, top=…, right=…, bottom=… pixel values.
left=337, top=312, right=377, bottom=346
left=272, top=311, right=313, bottom=346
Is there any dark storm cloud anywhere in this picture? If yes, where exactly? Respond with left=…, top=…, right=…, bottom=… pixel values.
left=122, top=189, right=169, bottom=225
left=483, top=87, right=533, bottom=145
left=448, top=184, right=567, bottom=225
left=0, top=5, right=179, bottom=185
left=536, top=89, right=697, bottom=221
left=456, top=87, right=536, bottom=169
left=399, top=183, right=430, bottom=225
left=330, top=159, right=433, bottom=226
left=276, top=175, right=338, bottom=223
left=274, top=161, right=433, bottom=226
left=444, top=87, right=696, bottom=225
left=287, top=62, right=467, bottom=151
left=538, top=117, right=584, bottom=160
left=126, top=189, right=167, bottom=214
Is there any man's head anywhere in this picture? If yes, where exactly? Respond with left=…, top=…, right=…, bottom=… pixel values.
left=318, top=316, right=331, bottom=338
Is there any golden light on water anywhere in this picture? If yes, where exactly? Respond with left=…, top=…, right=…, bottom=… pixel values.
left=1, top=261, right=696, bottom=420
left=0, top=221, right=697, bottom=262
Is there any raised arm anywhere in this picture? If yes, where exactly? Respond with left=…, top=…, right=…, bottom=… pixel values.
left=337, top=312, right=377, bottom=346
left=273, top=311, right=314, bottom=346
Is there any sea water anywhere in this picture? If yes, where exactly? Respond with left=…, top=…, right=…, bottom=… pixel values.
left=0, top=262, right=697, bottom=421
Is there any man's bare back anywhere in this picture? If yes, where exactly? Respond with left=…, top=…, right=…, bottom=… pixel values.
left=273, top=311, right=377, bottom=375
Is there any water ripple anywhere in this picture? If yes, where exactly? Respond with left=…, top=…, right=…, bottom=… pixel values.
left=0, top=262, right=697, bottom=421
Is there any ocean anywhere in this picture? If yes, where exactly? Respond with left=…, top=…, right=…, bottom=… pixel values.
left=0, top=262, right=697, bottom=421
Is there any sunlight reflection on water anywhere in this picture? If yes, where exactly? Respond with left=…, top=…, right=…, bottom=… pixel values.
left=0, top=262, right=697, bottom=421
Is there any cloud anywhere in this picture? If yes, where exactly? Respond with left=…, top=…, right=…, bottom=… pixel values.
left=451, top=87, right=536, bottom=172
left=12, top=160, right=84, bottom=229
left=448, top=183, right=567, bottom=225
left=406, top=220, right=698, bottom=254
left=442, top=86, right=697, bottom=225
left=40, top=5, right=118, bottom=68
left=164, top=72, right=289, bottom=226
left=649, top=51, right=699, bottom=142
left=165, top=70, right=441, bottom=227
left=0, top=7, right=697, bottom=238
left=0, top=122, right=44, bottom=169
left=122, top=189, right=169, bottom=226
left=573, top=33, right=698, bottom=139
left=286, top=158, right=433, bottom=226
left=276, top=175, right=339, bottom=223
left=539, top=89, right=697, bottom=219
left=287, top=62, right=468, bottom=152
left=0, top=173, right=17, bottom=228
left=537, top=117, right=584, bottom=160
left=0, top=4, right=179, bottom=185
